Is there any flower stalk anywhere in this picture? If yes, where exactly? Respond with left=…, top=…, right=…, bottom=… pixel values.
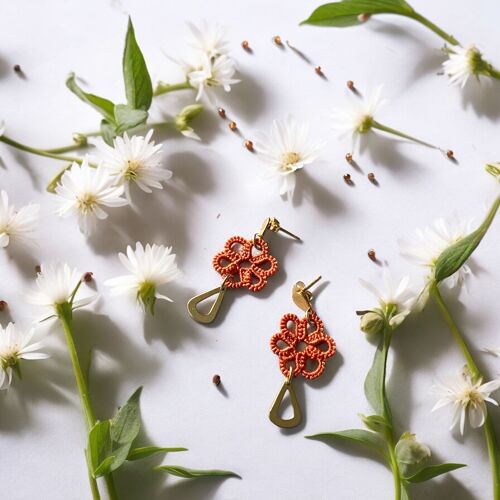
left=371, top=121, right=440, bottom=151
left=56, top=300, right=119, bottom=500
left=431, top=284, right=500, bottom=500
left=153, top=80, right=193, bottom=97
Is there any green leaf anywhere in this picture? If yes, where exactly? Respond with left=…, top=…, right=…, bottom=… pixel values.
left=406, top=463, right=466, bottom=483
left=87, top=420, right=112, bottom=478
left=123, top=18, right=152, bottom=110
left=359, top=414, right=391, bottom=435
left=100, top=120, right=116, bottom=146
left=434, top=195, right=500, bottom=282
left=94, top=455, right=116, bottom=477
left=66, top=73, right=116, bottom=124
left=364, top=334, right=389, bottom=417
left=155, top=465, right=241, bottom=479
left=127, top=446, right=188, bottom=461
left=306, top=429, right=387, bottom=458
left=114, top=104, right=148, bottom=134
left=111, top=386, right=142, bottom=445
left=301, top=0, right=413, bottom=27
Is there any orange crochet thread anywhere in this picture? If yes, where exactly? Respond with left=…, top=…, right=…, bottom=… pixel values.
left=212, top=235, right=278, bottom=292
left=270, top=311, right=336, bottom=380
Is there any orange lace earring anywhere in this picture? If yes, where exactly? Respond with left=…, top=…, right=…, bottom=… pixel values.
left=269, top=277, right=336, bottom=428
left=187, top=217, right=300, bottom=324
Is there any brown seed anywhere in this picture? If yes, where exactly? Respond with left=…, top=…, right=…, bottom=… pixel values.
left=347, top=80, right=355, bottom=90
left=0, top=300, right=7, bottom=312
left=343, top=173, right=352, bottom=184
left=345, top=152, right=353, bottom=163
left=315, top=66, right=322, bottom=75
left=244, top=140, right=254, bottom=152
left=368, top=249, right=377, bottom=262
left=273, top=35, right=283, bottom=46
left=212, top=374, right=221, bottom=386
left=218, top=107, right=226, bottom=119
left=13, top=64, right=21, bottom=73
left=229, top=121, right=237, bottom=131
left=35, top=265, right=41, bottom=273
left=368, top=172, right=376, bottom=182
left=447, top=149, right=454, bottom=159
left=82, top=272, right=93, bottom=283
left=241, top=40, right=250, bottom=50
left=358, top=13, right=371, bottom=22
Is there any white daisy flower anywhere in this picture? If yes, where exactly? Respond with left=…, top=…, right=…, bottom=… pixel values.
left=0, top=323, right=49, bottom=390
left=187, top=53, right=240, bottom=103
left=432, top=368, right=500, bottom=435
left=104, top=242, right=181, bottom=315
left=96, top=130, right=171, bottom=199
left=254, top=115, right=323, bottom=198
left=186, top=20, right=230, bottom=59
left=399, top=215, right=474, bottom=289
left=0, top=190, right=40, bottom=248
left=26, top=262, right=97, bottom=318
left=331, top=85, right=387, bottom=151
left=443, top=45, right=487, bottom=89
left=54, top=158, right=128, bottom=236
left=359, top=271, right=417, bottom=331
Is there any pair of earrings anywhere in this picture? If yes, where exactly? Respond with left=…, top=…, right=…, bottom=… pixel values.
left=187, top=217, right=337, bottom=428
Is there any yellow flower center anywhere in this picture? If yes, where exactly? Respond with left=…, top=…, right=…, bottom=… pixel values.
left=1, top=345, right=20, bottom=367
left=281, top=152, right=301, bottom=171
left=124, top=160, right=142, bottom=181
left=460, top=387, right=483, bottom=408
left=77, top=194, right=97, bottom=213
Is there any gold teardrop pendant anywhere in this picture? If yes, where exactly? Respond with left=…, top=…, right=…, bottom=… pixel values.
left=269, top=371, right=302, bottom=428
left=187, top=283, right=227, bottom=324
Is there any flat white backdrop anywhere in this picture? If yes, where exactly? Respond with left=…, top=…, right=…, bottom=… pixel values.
left=1, top=1, right=499, bottom=499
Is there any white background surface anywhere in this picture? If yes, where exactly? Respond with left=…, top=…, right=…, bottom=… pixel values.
left=1, top=1, right=500, bottom=499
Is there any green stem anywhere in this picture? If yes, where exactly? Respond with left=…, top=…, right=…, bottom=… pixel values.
left=381, top=327, right=403, bottom=500
left=44, top=143, right=86, bottom=154
left=372, top=121, right=440, bottom=151
left=153, top=80, right=192, bottom=97
left=58, top=305, right=119, bottom=500
left=408, top=11, right=460, bottom=46
left=432, top=285, right=500, bottom=500
left=0, top=135, right=84, bottom=164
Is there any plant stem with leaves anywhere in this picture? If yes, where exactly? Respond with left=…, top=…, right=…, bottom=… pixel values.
left=431, top=284, right=500, bottom=500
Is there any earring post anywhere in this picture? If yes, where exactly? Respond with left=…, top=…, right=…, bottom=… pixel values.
left=303, top=275, right=322, bottom=292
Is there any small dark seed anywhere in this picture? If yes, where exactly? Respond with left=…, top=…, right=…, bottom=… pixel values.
left=82, top=272, right=93, bottom=283
left=241, top=40, right=250, bottom=50
left=244, top=140, right=254, bottom=152
left=359, top=13, right=371, bottom=22
left=345, top=153, right=353, bottom=163
left=35, top=265, right=42, bottom=273
left=447, top=150, right=454, bottom=159
left=212, top=374, right=221, bottom=386
left=218, top=107, right=226, bottom=119
left=347, top=80, right=355, bottom=90
left=13, top=64, right=21, bottom=73
left=315, top=66, right=322, bottom=75
left=368, top=172, right=376, bottom=182
left=229, top=121, right=237, bottom=131
left=0, top=300, right=7, bottom=312
left=273, top=35, right=283, bottom=46
left=368, top=249, right=377, bottom=262
left=343, top=173, right=352, bottom=184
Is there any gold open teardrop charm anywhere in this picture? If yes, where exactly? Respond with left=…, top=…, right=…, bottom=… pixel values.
left=269, top=369, right=302, bottom=428
left=187, top=283, right=227, bottom=324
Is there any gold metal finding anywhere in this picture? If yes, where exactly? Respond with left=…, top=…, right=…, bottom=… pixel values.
left=187, top=279, right=229, bottom=324
left=269, top=367, right=302, bottom=428
left=292, top=276, right=322, bottom=313
left=255, top=217, right=301, bottom=244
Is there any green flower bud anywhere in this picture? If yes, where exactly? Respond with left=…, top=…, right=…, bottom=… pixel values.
left=359, top=310, right=385, bottom=336
left=395, top=432, right=431, bottom=475
left=175, top=104, right=203, bottom=140
left=485, top=162, right=500, bottom=181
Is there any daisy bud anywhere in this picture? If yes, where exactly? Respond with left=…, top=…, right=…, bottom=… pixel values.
left=137, top=282, right=157, bottom=316
left=359, top=310, right=385, bottom=336
left=485, top=162, right=500, bottom=181
left=395, top=432, right=431, bottom=475
left=72, top=133, right=88, bottom=147
left=174, top=104, right=204, bottom=141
